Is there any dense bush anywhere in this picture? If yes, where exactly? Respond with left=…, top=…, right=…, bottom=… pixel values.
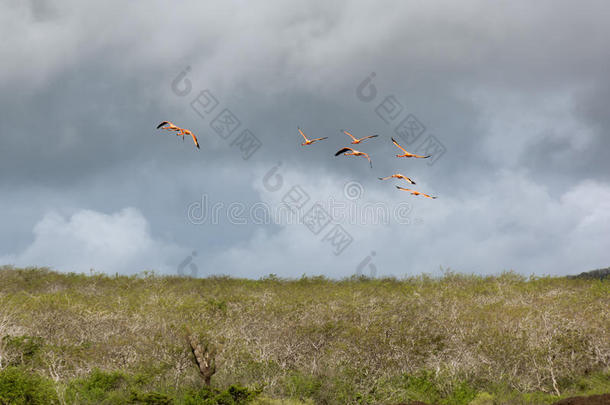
left=0, top=266, right=608, bottom=404
left=0, top=366, right=58, bottom=405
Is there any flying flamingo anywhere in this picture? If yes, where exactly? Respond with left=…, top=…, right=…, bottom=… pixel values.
left=157, top=121, right=200, bottom=149
left=378, top=174, right=416, bottom=185
left=395, top=186, right=437, bottom=199
left=342, top=129, right=379, bottom=144
left=298, top=127, right=328, bottom=146
left=391, top=137, right=430, bottom=158
left=334, top=147, right=372, bottom=168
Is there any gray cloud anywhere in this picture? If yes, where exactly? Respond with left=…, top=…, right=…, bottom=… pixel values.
left=1, top=0, right=609, bottom=277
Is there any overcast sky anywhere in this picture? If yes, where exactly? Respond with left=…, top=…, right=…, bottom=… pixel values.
left=1, top=0, right=609, bottom=278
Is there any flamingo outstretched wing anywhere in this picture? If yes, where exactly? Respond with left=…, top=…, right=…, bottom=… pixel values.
left=189, top=132, right=200, bottom=149
left=298, top=127, right=309, bottom=142
left=391, top=137, right=408, bottom=153
left=363, top=153, right=372, bottom=168
left=335, top=147, right=354, bottom=156
left=342, top=130, right=357, bottom=141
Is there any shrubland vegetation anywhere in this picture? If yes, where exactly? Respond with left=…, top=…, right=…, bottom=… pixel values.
left=0, top=266, right=608, bottom=404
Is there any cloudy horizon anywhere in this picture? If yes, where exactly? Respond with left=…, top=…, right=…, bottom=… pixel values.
left=1, top=0, right=609, bottom=278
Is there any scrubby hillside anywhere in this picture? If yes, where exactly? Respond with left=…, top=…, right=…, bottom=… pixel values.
left=568, top=268, right=610, bottom=281
left=0, top=266, right=608, bottom=404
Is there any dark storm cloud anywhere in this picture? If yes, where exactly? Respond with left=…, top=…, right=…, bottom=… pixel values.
left=1, top=0, right=609, bottom=276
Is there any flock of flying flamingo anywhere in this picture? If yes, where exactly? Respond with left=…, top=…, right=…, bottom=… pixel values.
left=299, top=127, right=437, bottom=199
left=156, top=121, right=437, bottom=199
